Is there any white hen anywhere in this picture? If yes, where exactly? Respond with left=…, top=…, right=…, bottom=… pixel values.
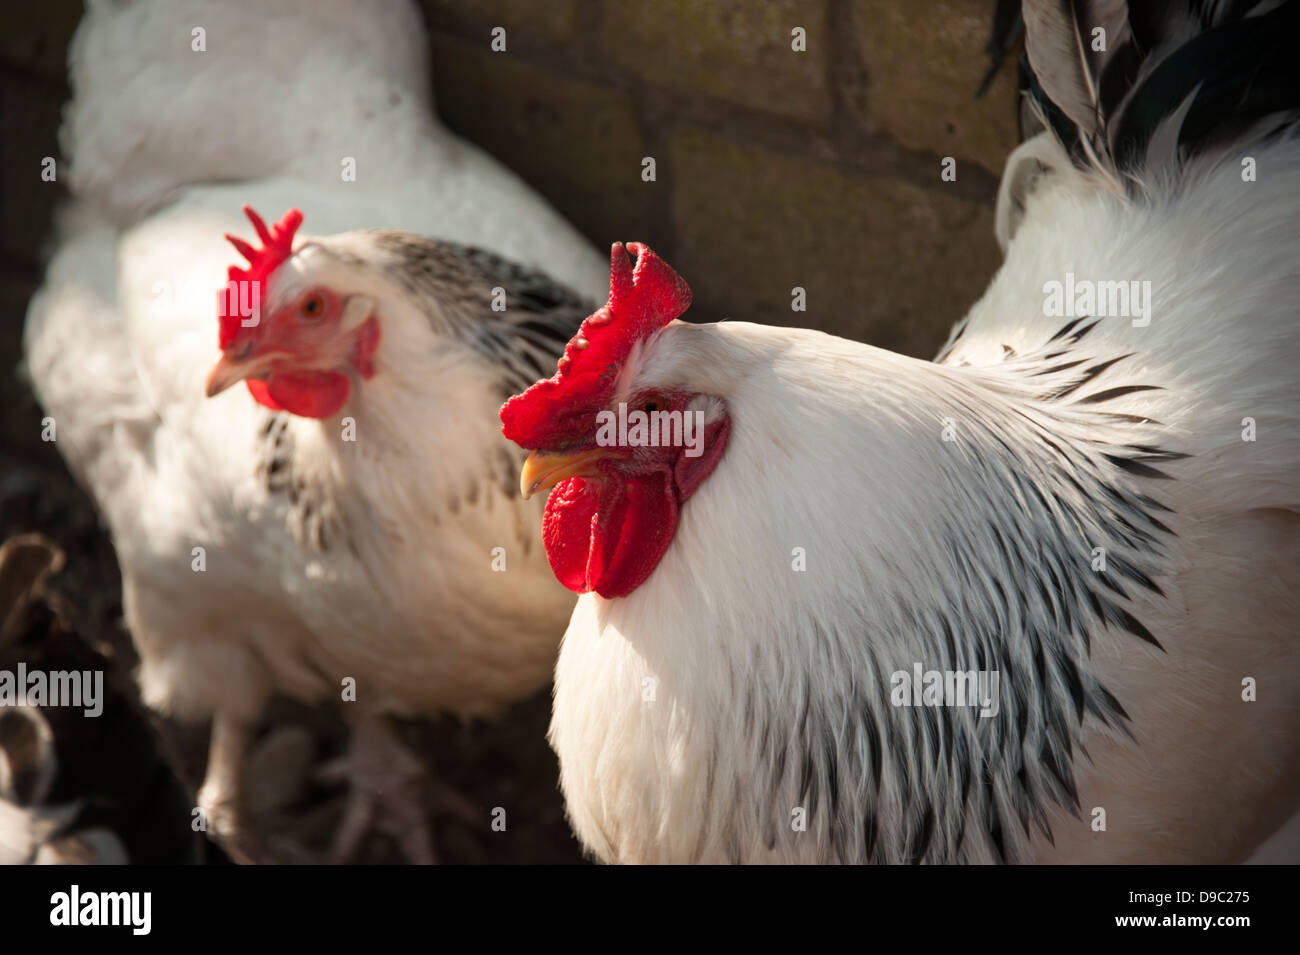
left=25, top=0, right=606, bottom=862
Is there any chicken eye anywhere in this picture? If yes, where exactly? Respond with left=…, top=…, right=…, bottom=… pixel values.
left=639, top=395, right=668, bottom=414
left=300, top=294, right=325, bottom=319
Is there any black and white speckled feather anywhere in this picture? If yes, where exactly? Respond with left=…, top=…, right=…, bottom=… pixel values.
left=367, top=230, right=595, bottom=395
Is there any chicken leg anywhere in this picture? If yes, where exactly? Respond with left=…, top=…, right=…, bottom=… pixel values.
left=196, top=710, right=265, bottom=864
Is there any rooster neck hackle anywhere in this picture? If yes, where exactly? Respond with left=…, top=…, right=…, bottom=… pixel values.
left=806, top=331, right=1180, bottom=863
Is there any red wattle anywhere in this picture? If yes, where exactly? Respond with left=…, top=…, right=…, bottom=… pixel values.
left=245, top=378, right=284, bottom=411
left=590, top=470, right=677, bottom=598
left=542, top=478, right=600, bottom=594
left=542, top=469, right=678, bottom=598
left=248, top=371, right=351, bottom=418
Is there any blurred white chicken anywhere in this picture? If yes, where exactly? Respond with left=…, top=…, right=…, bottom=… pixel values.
left=25, top=0, right=606, bottom=862
left=504, top=0, right=1300, bottom=863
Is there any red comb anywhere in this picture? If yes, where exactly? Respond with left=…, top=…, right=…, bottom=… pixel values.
left=500, top=242, right=692, bottom=449
left=218, top=206, right=303, bottom=349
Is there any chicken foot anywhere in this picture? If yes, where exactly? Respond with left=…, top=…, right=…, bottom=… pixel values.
left=319, top=712, right=477, bottom=864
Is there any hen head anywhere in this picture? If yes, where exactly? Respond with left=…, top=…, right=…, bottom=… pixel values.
left=500, top=243, right=730, bottom=599
left=206, top=206, right=381, bottom=419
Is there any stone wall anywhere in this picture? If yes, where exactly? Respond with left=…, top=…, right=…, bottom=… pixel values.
left=422, top=0, right=1018, bottom=355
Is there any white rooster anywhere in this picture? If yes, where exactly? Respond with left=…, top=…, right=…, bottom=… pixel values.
left=25, top=0, right=606, bottom=862
left=503, top=0, right=1300, bottom=863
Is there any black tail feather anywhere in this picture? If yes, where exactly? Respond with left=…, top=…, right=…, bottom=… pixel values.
left=1018, top=0, right=1300, bottom=188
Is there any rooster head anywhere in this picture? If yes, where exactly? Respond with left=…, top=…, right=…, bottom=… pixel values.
left=206, top=206, right=381, bottom=419
left=500, top=243, right=730, bottom=598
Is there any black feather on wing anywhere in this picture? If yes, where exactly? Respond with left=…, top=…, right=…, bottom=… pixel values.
left=447, top=243, right=597, bottom=396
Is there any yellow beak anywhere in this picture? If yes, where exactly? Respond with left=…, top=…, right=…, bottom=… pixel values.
left=519, top=448, right=614, bottom=499
left=206, top=349, right=287, bottom=397
left=205, top=354, right=252, bottom=397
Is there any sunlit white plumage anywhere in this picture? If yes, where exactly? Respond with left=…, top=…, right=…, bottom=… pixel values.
left=548, top=2, right=1300, bottom=863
